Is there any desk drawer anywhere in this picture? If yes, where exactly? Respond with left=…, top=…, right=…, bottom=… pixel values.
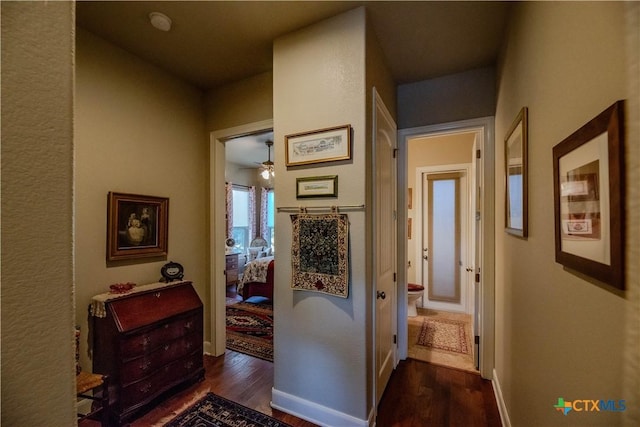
left=121, top=313, right=201, bottom=359
left=120, top=333, right=202, bottom=385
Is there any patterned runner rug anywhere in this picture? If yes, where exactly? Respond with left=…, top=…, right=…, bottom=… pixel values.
left=226, top=301, right=273, bottom=361
left=417, top=318, right=469, bottom=354
left=163, top=392, right=291, bottom=427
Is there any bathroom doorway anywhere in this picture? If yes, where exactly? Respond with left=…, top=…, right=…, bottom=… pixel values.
left=398, top=117, right=495, bottom=379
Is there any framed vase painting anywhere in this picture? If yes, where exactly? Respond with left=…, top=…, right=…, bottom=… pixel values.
left=107, top=192, right=169, bottom=261
left=552, top=101, right=625, bottom=289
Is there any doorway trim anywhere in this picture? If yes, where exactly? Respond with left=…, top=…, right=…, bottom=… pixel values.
left=209, top=119, right=274, bottom=356
left=397, top=116, right=495, bottom=379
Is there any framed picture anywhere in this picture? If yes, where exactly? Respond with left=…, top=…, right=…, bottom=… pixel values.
left=552, top=100, right=625, bottom=289
left=107, top=192, right=169, bottom=261
left=285, top=124, right=351, bottom=166
left=296, top=175, right=338, bottom=199
left=505, top=107, right=528, bottom=237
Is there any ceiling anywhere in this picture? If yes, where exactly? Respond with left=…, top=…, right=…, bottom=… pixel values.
left=76, top=1, right=511, bottom=167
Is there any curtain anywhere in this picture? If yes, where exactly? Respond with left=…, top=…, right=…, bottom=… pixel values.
left=225, top=182, right=233, bottom=238
left=260, top=187, right=269, bottom=241
left=248, top=186, right=256, bottom=241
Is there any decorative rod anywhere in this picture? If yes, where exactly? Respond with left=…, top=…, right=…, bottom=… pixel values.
left=276, top=204, right=365, bottom=213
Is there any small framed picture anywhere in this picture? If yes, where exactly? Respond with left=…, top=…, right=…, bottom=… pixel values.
left=107, top=192, right=169, bottom=261
left=552, top=100, right=625, bottom=289
left=285, top=125, right=351, bottom=166
left=296, top=175, right=338, bottom=199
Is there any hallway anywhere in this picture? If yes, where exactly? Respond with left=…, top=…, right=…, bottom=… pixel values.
left=377, top=358, right=501, bottom=426
left=79, top=351, right=501, bottom=426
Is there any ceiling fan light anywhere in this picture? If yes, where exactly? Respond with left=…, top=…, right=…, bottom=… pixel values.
left=261, top=169, right=270, bottom=180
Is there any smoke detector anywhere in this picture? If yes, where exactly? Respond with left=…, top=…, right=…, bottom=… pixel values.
left=149, top=12, right=172, bottom=32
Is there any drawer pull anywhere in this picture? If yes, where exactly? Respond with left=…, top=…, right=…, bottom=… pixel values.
left=154, top=292, right=161, bottom=298
left=186, top=342, right=192, bottom=350
left=141, top=336, right=151, bottom=348
left=184, top=321, right=193, bottom=330
left=164, top=344, right=170, bottom=351
left=139, top=383, right=152, bottom=394
left=164, top=324, right=169, bottom=329
left=139, top=360, right=151, bottom=371
left=184, top=361, right=194, bottom=370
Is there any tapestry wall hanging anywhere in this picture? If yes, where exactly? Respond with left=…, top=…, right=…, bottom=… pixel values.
left=290, top=213, right=349, bottom=298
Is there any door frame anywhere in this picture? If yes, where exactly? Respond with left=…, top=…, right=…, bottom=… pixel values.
left=209, top=119, right=274, bottom=356
left=416, top=164, right=473, bottom=314
left=397, top=117, right=495, bottom=379
left=372, top=88, right=398, bottom=407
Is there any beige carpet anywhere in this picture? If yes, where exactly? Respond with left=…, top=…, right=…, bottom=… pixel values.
left=408, top=307, right=477, bottom=373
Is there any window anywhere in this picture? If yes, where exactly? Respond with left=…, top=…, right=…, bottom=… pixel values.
left=231, top=187, right=250, bottom=252
left=265, top=190, right=275, bottom=248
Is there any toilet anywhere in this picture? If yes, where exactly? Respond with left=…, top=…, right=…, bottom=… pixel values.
left=407, top=283, right=425, bottom=317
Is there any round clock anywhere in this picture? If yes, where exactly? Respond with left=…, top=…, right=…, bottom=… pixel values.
left=161, top=261, right=184, bottom=282
left=225, top=238, right=236, bottom=247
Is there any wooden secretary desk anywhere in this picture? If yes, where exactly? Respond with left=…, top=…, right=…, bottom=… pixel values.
left=90, top=280, right=204, bottom=426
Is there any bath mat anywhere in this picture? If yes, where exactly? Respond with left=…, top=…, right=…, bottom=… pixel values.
left=162, top=392, right=291, bottom=426
left=417, top=318, right=469, bottom=354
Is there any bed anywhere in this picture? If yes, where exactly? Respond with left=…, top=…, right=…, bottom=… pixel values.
left=237, top=256, right=274, bottom=301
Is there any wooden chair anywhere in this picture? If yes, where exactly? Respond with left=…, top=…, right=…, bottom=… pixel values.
left=76, top=371, right=109, bottom=426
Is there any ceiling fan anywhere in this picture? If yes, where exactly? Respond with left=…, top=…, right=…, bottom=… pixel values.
left=259, top=140, right=274, bottom=180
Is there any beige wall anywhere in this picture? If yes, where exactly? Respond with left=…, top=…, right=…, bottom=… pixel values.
left=406, top=133, right=475, bottom=284
left=494, top=2, right=639, bottom=425
left=272, top=7, right=371, bottom=423
left=205, top=71, right=273, bottom=131
left=397, top=67, right=496, bottom=129
left=1, top=2, right=76, bottom=425
left=75, top=29, right=210, bottom=369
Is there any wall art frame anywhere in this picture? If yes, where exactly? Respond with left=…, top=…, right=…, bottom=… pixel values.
left=552, top=100, right=625, bottom=289
left=505, top=107, right=528, bottom=237
left=107, top=192, right=169, bottom=261
left=285, top=124, right=351, bottom=166
left=296, top=175, right=338, bottom=199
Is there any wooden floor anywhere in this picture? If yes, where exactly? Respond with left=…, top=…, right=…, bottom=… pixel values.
left=377, top=358, right=502, bottom=427
left=81, top=351, right=501, bottom=426
left=81, top=287, right=501, bottom=426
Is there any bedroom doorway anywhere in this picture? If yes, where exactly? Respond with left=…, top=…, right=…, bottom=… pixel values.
left=210, top=119, right=274, bottom=358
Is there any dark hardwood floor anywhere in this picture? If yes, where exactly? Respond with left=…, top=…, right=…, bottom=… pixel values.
left=81, top=286, right=501, bottom=426
left=377, top=358, right=502, bottom=427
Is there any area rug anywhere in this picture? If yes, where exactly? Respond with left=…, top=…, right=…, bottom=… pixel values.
left=408, top=309, right=476, bottom=372
left=163, top=392, right=291, bottom=427
left=226, top=301, right=273, bottom=362
left=417, top=318, right=469, bottom=354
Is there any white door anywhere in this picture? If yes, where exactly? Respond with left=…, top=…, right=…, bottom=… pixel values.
left=421, top=168, right=471, bottom=313
left=374, top=90, right=397, bottom=404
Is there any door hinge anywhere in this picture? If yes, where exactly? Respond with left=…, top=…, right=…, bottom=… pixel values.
left=393, top=272, right=397, bottom=282
left=475, top=273, right=480, bottom=283
left=476, top=149, right=481, bottom=159
left=393, top=148, right=399, bottom=158
left=394, top=334, right=397, bottom=344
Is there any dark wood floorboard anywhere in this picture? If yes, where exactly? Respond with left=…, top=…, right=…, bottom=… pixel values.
left=377, top=358, right=502, bottom=427
left=81, top=286, right=500, bottom=426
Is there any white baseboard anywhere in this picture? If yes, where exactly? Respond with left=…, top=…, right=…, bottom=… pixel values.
left=271, top=387, right=369, bottom=427
left=203, top=340, right=212, bottom=355
left=492, top=368, right=511, bottom=427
